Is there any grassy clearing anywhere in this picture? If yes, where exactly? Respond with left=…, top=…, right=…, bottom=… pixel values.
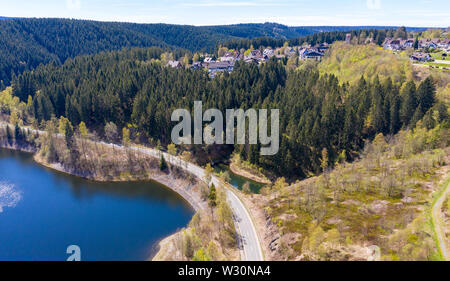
left=430, top=51, right=449, bottom=61
left=318, top=42, right=414, bottom=85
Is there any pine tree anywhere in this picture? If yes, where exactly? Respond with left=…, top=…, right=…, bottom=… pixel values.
left=422, top=110, right=436, bottom=130
left=248, top=144, right=259, bottom=165
left=183, top=233, right=194, bottom=259
left=400, top=81, right=417, bottom=127
left=14, top=124, right=21, bottom=144
left=46, top=138, right=58, bottom=163
left=436, top=103, right=448, bottom=123
left=410, top=104, right=424, bottom=127
left=64, top=120, right=74, bottom=148
left=320, top=148, right=329, bottom=172
left=6, top=125, right=12, bottom=145
left=416, top=77, right=435, bottom=114
left=389, top=95, right=401, bottom=134
left=208, top=183, right=217, bottom=207
left=372, top=90, right=386, bottom=133
left=413, top=37, right=419, bottom=49
left=160, top=155, right=168, bottom=171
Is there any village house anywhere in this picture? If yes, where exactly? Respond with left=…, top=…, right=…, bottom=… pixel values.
left=244, top=49, right=264, bottom=64
left=190, top=61, right=202, bottom=70
left=436, top=39, right=450, bottom=49
left=316, top=43, right=330, bottom=53
left=410, top=52, right=432, bottom=62
left=401, top=39, right=415, bottom=49
left=365, top=37, right=374, bottom=44
left=284, top=47, right=297, bottom=58
left=383, top=38, right=402, bottom=50
left=220, top=51, right=239, bottom=63
left=419, top=39, right=438, bottom=49
left=345, top=33, right=352, bottom=44
left=298, top=47, right=324, bottom=61
left=384, top=37, right=449, bottom=52
left=203, top=57, right=214, bottom=63
left=244, top=56, right=261, bottom=64
left=383, top=38, right=416, bottom=50
left=208, top=61, right=234, bottom=77
left=263, top=48, right=275, bottom=60
left=166, top=60, right=182, bottom=68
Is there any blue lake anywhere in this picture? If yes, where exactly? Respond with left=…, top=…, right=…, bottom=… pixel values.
left=0, top=148, right=194, bottom=261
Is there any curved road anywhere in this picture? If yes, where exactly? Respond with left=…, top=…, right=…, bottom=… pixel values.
left=1, top=122, right=264, bottom=261
left=127, top=145, right=264, bottom=261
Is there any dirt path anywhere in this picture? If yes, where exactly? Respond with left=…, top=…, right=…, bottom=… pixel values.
left=432, top=178, right=450, bottom=261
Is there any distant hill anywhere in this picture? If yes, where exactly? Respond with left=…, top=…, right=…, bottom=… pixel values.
left=0, top=17, right=430, bottom=86
left=206, top=23, right=428, bottom=40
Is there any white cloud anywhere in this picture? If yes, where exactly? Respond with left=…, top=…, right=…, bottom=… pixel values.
left=366, top=0, right=381, bottom=10
left=66, top=0, right=81, bottom=11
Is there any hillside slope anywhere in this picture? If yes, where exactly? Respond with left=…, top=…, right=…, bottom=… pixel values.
left=0, top=18, right=426, bottom=87
left=248, top=127, right=449, bottom=261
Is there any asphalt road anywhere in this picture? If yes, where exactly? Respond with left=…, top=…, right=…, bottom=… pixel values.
left=434, top=60, right=450, bottom=65
left=128, top=146, right=264, bottom=261
left=1, top=122, right=264, bottom=261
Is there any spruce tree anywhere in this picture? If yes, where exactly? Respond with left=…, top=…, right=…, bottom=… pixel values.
left=6, top=125, right=12, bottom=145
left=64, top=120, right=74, bottom=149
left=410, top=104, right=424, bottom=127
left=413, top=37, right=419, bottom=49
left=416, top=77, right=436, bottom=114
left=160, top=155, right=168, bottom=171
left=208, top=183, right=217, bottom=207
left=422, top=110, right=436, bottom=130
left=14, top=124, right=21, bottom=145
left=389, top=95, right=401, bottom=134
left=400, top=81, right=417, bottom=127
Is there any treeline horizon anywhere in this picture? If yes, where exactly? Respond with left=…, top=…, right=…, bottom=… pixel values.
left=0, top=17, right=424, bottom=89
left=217, top=26, right=430, bottom=51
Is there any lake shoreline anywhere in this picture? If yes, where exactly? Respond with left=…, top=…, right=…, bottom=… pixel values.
left=0, top=141, right=204, bottom=212
left=32, top=152, right=206, bottom=212
left=229, top=162, right=272, bottom=185
left=0, top=143, right=205, bottom=261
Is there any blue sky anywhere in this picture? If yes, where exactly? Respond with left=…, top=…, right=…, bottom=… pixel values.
left=1, top=0, right=449, bottom=27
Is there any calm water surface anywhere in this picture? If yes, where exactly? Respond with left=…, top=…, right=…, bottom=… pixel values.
left=0, top=148, right=194, bottom=261
left=214, top=164, right=265, bottom=193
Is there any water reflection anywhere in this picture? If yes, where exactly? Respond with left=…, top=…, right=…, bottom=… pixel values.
left=214, top=164, right=265, bottom=193
left=0, top=148, right=193, bottom=261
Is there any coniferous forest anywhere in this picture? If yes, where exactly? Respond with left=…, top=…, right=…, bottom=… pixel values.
left=10, top=46, right=444, bottom=179
left=0, top=18, right=421, bottom=88
left=0, top=12, right=449, bottom=263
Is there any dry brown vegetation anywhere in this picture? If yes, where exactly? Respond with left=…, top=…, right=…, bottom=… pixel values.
left=153, top=186, right=239, bottom=261
left=0, top=116, right=240, bottom=261
left=249, top=124, right=449, bottom=261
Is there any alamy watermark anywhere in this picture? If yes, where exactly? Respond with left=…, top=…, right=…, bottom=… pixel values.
left=171, top=101, right=280, bottom=155
left=66, top=245, right=81, bottom=261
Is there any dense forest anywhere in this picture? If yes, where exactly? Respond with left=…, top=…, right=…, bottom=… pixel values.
left=0, top=18, right=213, bottom=86
left=0, top=18, right=423, bottom=88
left=205, top=23, right=408, bottom=41
left=9, top=46, right=446, bottom=180
left=219, top=28, right=402, bottom=51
